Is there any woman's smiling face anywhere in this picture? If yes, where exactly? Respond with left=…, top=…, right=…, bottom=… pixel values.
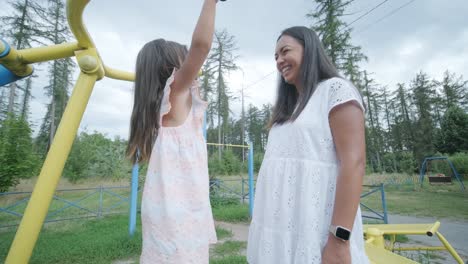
left=275, top=35, right=304, bottom=87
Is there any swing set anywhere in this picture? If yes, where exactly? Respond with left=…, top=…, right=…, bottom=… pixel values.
left=0, top=0, right=464, bottom=263
left=419, top=156, right=465, bottom=191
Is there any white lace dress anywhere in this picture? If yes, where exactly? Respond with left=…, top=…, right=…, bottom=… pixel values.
left=247, top=77, right=370, bottom=264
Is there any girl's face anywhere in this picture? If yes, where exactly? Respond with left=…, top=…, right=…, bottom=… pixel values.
left=275, top=35, right=304, bottom=87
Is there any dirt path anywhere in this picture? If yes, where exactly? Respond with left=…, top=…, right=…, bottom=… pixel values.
left=215, top=221, right=250, bottom=241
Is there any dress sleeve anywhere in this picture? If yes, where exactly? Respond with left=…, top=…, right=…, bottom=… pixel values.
left=327, top=77, right=365, bottom=115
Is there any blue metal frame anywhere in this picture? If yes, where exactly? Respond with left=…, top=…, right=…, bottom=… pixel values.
left=0, top=39, right=10, bottom=57
left=419, top=156, right=465, bottom=191
left=129, top=161, right=139, bottom=236
left=360, top=184, right=389, bottom=223
left=248, top=142, right=254, bottom=217
left=0, top=186, right=135, bottom=228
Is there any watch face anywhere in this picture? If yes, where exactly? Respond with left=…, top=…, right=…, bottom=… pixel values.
left=336, top=227, right=351, bottom=240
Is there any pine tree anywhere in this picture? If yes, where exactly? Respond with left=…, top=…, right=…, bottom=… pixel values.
left=411, top=71, right=437, bottom=167
left=438, top=70, right=467, bottom=111
left=35, top=0, right=75, bottom=154
left=362, top=72, right=383, bottom=172
left=208, top=29, right=238, bottom=157
left=1, top=0, right=47, bottom=116
left=435, top=106, right=468, bottom=154
left=307, top=0, right=367, bottom=79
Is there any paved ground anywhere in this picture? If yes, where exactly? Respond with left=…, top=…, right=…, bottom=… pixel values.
left=388, top=214, right=468, bottom=263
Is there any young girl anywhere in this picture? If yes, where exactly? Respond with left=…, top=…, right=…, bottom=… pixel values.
left=126, top=0, right=220, bottom=263
left=247, top=26, right=369, bottom=264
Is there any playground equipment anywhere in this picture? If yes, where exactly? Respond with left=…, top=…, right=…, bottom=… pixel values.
left=419, top=156, right=465, bottom=191
left=0, top=39, right=33, bottom=86
left=1, top=0, right=134, bottom=263
left=1, top=0, right=464, bottom=263
left=364, top=222, right=465, bottom=264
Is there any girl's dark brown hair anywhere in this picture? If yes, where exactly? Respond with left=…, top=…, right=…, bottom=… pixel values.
left=126, top=39, right=188, bottom=163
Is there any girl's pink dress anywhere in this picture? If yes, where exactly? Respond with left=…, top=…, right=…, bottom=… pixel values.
left=140, top=70, right=217, bottom=264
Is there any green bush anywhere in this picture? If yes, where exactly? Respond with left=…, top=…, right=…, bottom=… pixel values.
left=208, top=149, right=242, bottom=176
left=0, top=116, right=38, bottom=192
left=63, top=132, right=132, bottom=182
left=210, top=193, right=241, bottom=208
left=450, top=152, right=468, bottom=177
left=253, top=152, right=264, bottom=173
left=396, top=151, right=417, bottom=174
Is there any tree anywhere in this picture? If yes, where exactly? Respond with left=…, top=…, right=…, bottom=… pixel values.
left=0, top=89, right=8, bottom=122
left=207, top=29, right=238, bottom=157
left=260, top=104, right=272, bottom=151
left=410, top=71, right=437, bottom=167
left=246, top=104, right=263, bottom=153
left=378, top=85, right=398, bottom=172
left=0, top=115, right=38, bottom=191
left=362, top=72, right=383, bottom=172
left=307, top=0, right=367, bottom=79
left=35, top=0, right=75, bottom=154
left=64, top=131, right=132, bottom=182
left=200, top=58, right=217, bottom=128
left=435, top=106, right=468, bottom=154
left=438, top=70, right=467, bottom=111
left=392, top=83, right=415, bottom=152
left=1, top=0, right=47, bottom=116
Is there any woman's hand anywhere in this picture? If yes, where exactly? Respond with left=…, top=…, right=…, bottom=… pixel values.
left=322, top=235, right=351, bottom=264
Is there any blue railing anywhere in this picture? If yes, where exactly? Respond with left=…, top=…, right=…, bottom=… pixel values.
left=209, top=178, right=257, bottom=204
left=360, top=183, right=388, bottom=223
left=0, top=186, right=137, bottom=228
left=1, top=181, right=388, bottom=228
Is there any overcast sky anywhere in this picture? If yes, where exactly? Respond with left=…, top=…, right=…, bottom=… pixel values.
left=2, top=0, right=468, bottom=139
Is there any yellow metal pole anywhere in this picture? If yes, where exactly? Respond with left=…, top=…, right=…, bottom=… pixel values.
left=207, top=143, right=250, bottom=148
left=19, top=42, right=81, bottom=64
left=366, top=228, right=385, bottom=248
left=427, top=221, right=440, bottom=236
left=394, top=247, right=446, bottom=251
left=67, top=0, right=94, bottom=49
left=5, top=70, right=98, bottom=264
left=435, top=232, right=464, bottom=264
left=104, top=65, right=135, bottom=82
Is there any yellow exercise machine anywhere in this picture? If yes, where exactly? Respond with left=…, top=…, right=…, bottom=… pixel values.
left=1, top=1, right=133, bottom=263
left=364, top=222, right=464, bottom=264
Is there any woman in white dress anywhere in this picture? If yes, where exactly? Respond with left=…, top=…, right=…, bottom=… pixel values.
left=247, top=26, right=370, bottom=264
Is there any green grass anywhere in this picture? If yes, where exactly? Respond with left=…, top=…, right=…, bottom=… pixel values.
left=210, top=255, right=248, bottom=264
left=361, top=188, right=468, bottom=220
left=216, top=226, right=233, bottom=240
left=212, top=241, right=246, bottom=256
left=0, top=188, right=141, bottom=224
left=361, top=175, right=468, bottom=220
left=0, top=218, right=246, bottom=264
left=210, top=240, right=247, bottom=264
left=0, top=215, right=142, bottom=264
left=212, top=204, right=250, bottom=222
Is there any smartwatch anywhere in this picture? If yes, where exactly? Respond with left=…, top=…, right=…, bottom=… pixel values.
left=329, top=225, right=351, bottom=242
